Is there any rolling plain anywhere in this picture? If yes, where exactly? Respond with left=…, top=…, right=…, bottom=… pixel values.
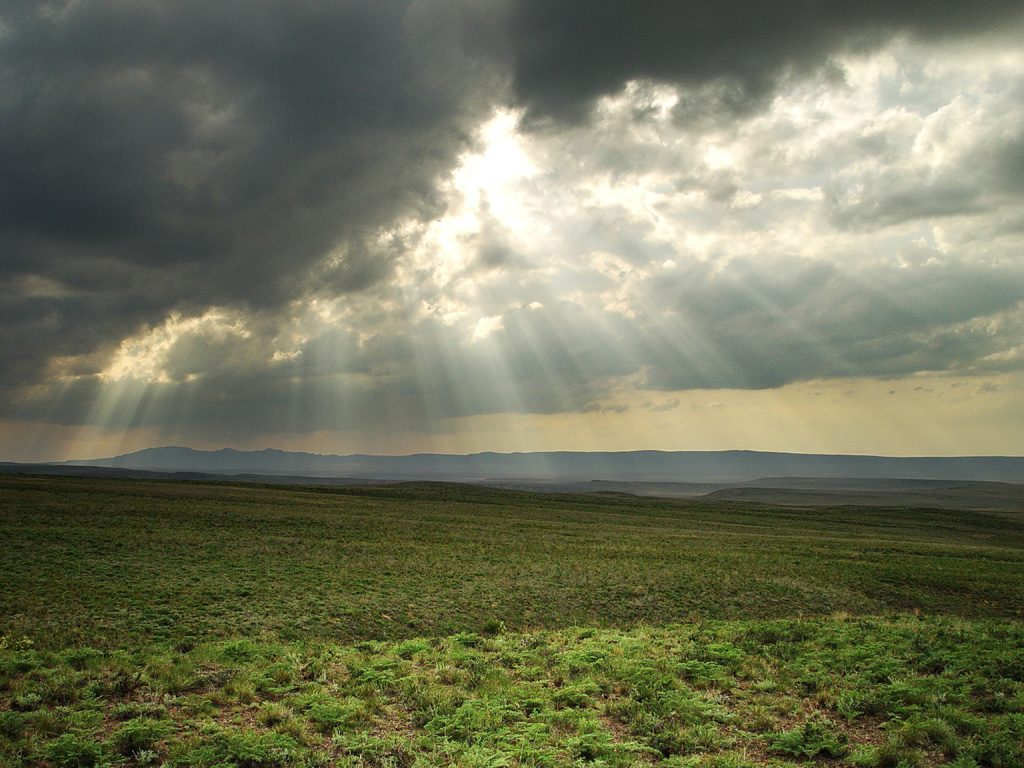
left=1, top=473, right=1022, bottom=767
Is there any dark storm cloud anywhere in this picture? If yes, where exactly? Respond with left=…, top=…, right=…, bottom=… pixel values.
left=640, top=258, right=1024, bottom=391
left=504, top=0, right=1024, bottom=124
left=0, top=0, right=499, bottom=390
left=4, top=0, right=1024, bottom=439
left=826, top=178, right=985, bottom=230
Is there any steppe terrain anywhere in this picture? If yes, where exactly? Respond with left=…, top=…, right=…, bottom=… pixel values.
left=1, top=474, right=1022, bottom=767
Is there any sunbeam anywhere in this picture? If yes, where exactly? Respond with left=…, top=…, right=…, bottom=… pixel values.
left=3, top=19, right=1023, bottom=461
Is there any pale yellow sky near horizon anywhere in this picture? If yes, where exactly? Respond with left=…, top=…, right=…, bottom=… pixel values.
left=5, top=372, right=1019, bottom=463
left=3, top=30, right=1024, bottom=464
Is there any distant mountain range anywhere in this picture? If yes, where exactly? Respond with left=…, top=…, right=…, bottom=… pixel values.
left=3, top=446, right=1023, bottom=511
left=41, top=446, right=1024, bottom=484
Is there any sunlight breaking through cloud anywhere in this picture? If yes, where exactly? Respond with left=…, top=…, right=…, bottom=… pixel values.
left=100, top=311, right=252, bottom=384
left=1, top=5, right=1023, bottom=460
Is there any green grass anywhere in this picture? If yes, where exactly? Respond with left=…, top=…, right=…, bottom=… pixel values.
left=1, top=475, right=1021, bottom=648
left=1, top=618, right=1022, bottom=767
left=1, top=473, right=1023, bottom=766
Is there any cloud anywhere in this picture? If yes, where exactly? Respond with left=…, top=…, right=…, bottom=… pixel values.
left=502, top=0, right=1024, bottom=125
left=2, top=2, right=1024, bottom=451
left=825, top=77, right=1024, bottom=231
left=648, top=398, right=680, bottom=413
left=0, top=0, right=500, bottom=387
left=640, top=257, right=1024, bottom=390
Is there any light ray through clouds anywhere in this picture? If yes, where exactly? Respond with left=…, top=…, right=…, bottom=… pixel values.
left=2, top=8, right=1024, bottom=460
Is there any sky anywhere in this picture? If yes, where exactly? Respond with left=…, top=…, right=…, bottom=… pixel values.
left=2, top=0, right=1024, bottom=462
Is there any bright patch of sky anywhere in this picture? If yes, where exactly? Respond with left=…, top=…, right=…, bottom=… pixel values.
left=4, top=22, right=1024, bottom=460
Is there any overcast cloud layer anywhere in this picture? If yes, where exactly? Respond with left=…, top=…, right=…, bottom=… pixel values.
left=2, top=1, right=1023, bottom=458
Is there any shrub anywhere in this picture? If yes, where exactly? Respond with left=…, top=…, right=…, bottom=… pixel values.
left=307, top=697, right=373, bottom=734
left=110, top=718, right=173, bottom=756
left=62, top=648, right=103, bottom=671
left=257, top=701, right=291, bottom=726
left=650, top=723, right=729, bottom=757
left=257, top=662, right=296, bottom=691
left=43, top=733, right=106, bottom=768
left=551, top=684, right=596, bottom=710
left=182, top=729, right=297, bottom=768
left=218, top=639, right=264, bottom=663
left=12, top=691, right=43, bottom=711
left=481, top=618, right=506, bottom=637
left=395, top=638, right=431, bottom=659
left=0, top=710, right=24, bottom=739
left=770, top=721, right=848, bottom=759
left=968, top=731, right=1024, bottom=768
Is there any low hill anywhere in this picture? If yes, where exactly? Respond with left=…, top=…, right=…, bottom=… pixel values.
left=53, top=446, right=1024, bottom=483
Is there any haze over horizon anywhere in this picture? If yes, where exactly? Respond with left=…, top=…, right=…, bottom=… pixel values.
left=3, top=1, right=1024, bottom=463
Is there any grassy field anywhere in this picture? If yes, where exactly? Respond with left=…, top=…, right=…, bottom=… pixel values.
left=1, top=473, right=1023, bottom=766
